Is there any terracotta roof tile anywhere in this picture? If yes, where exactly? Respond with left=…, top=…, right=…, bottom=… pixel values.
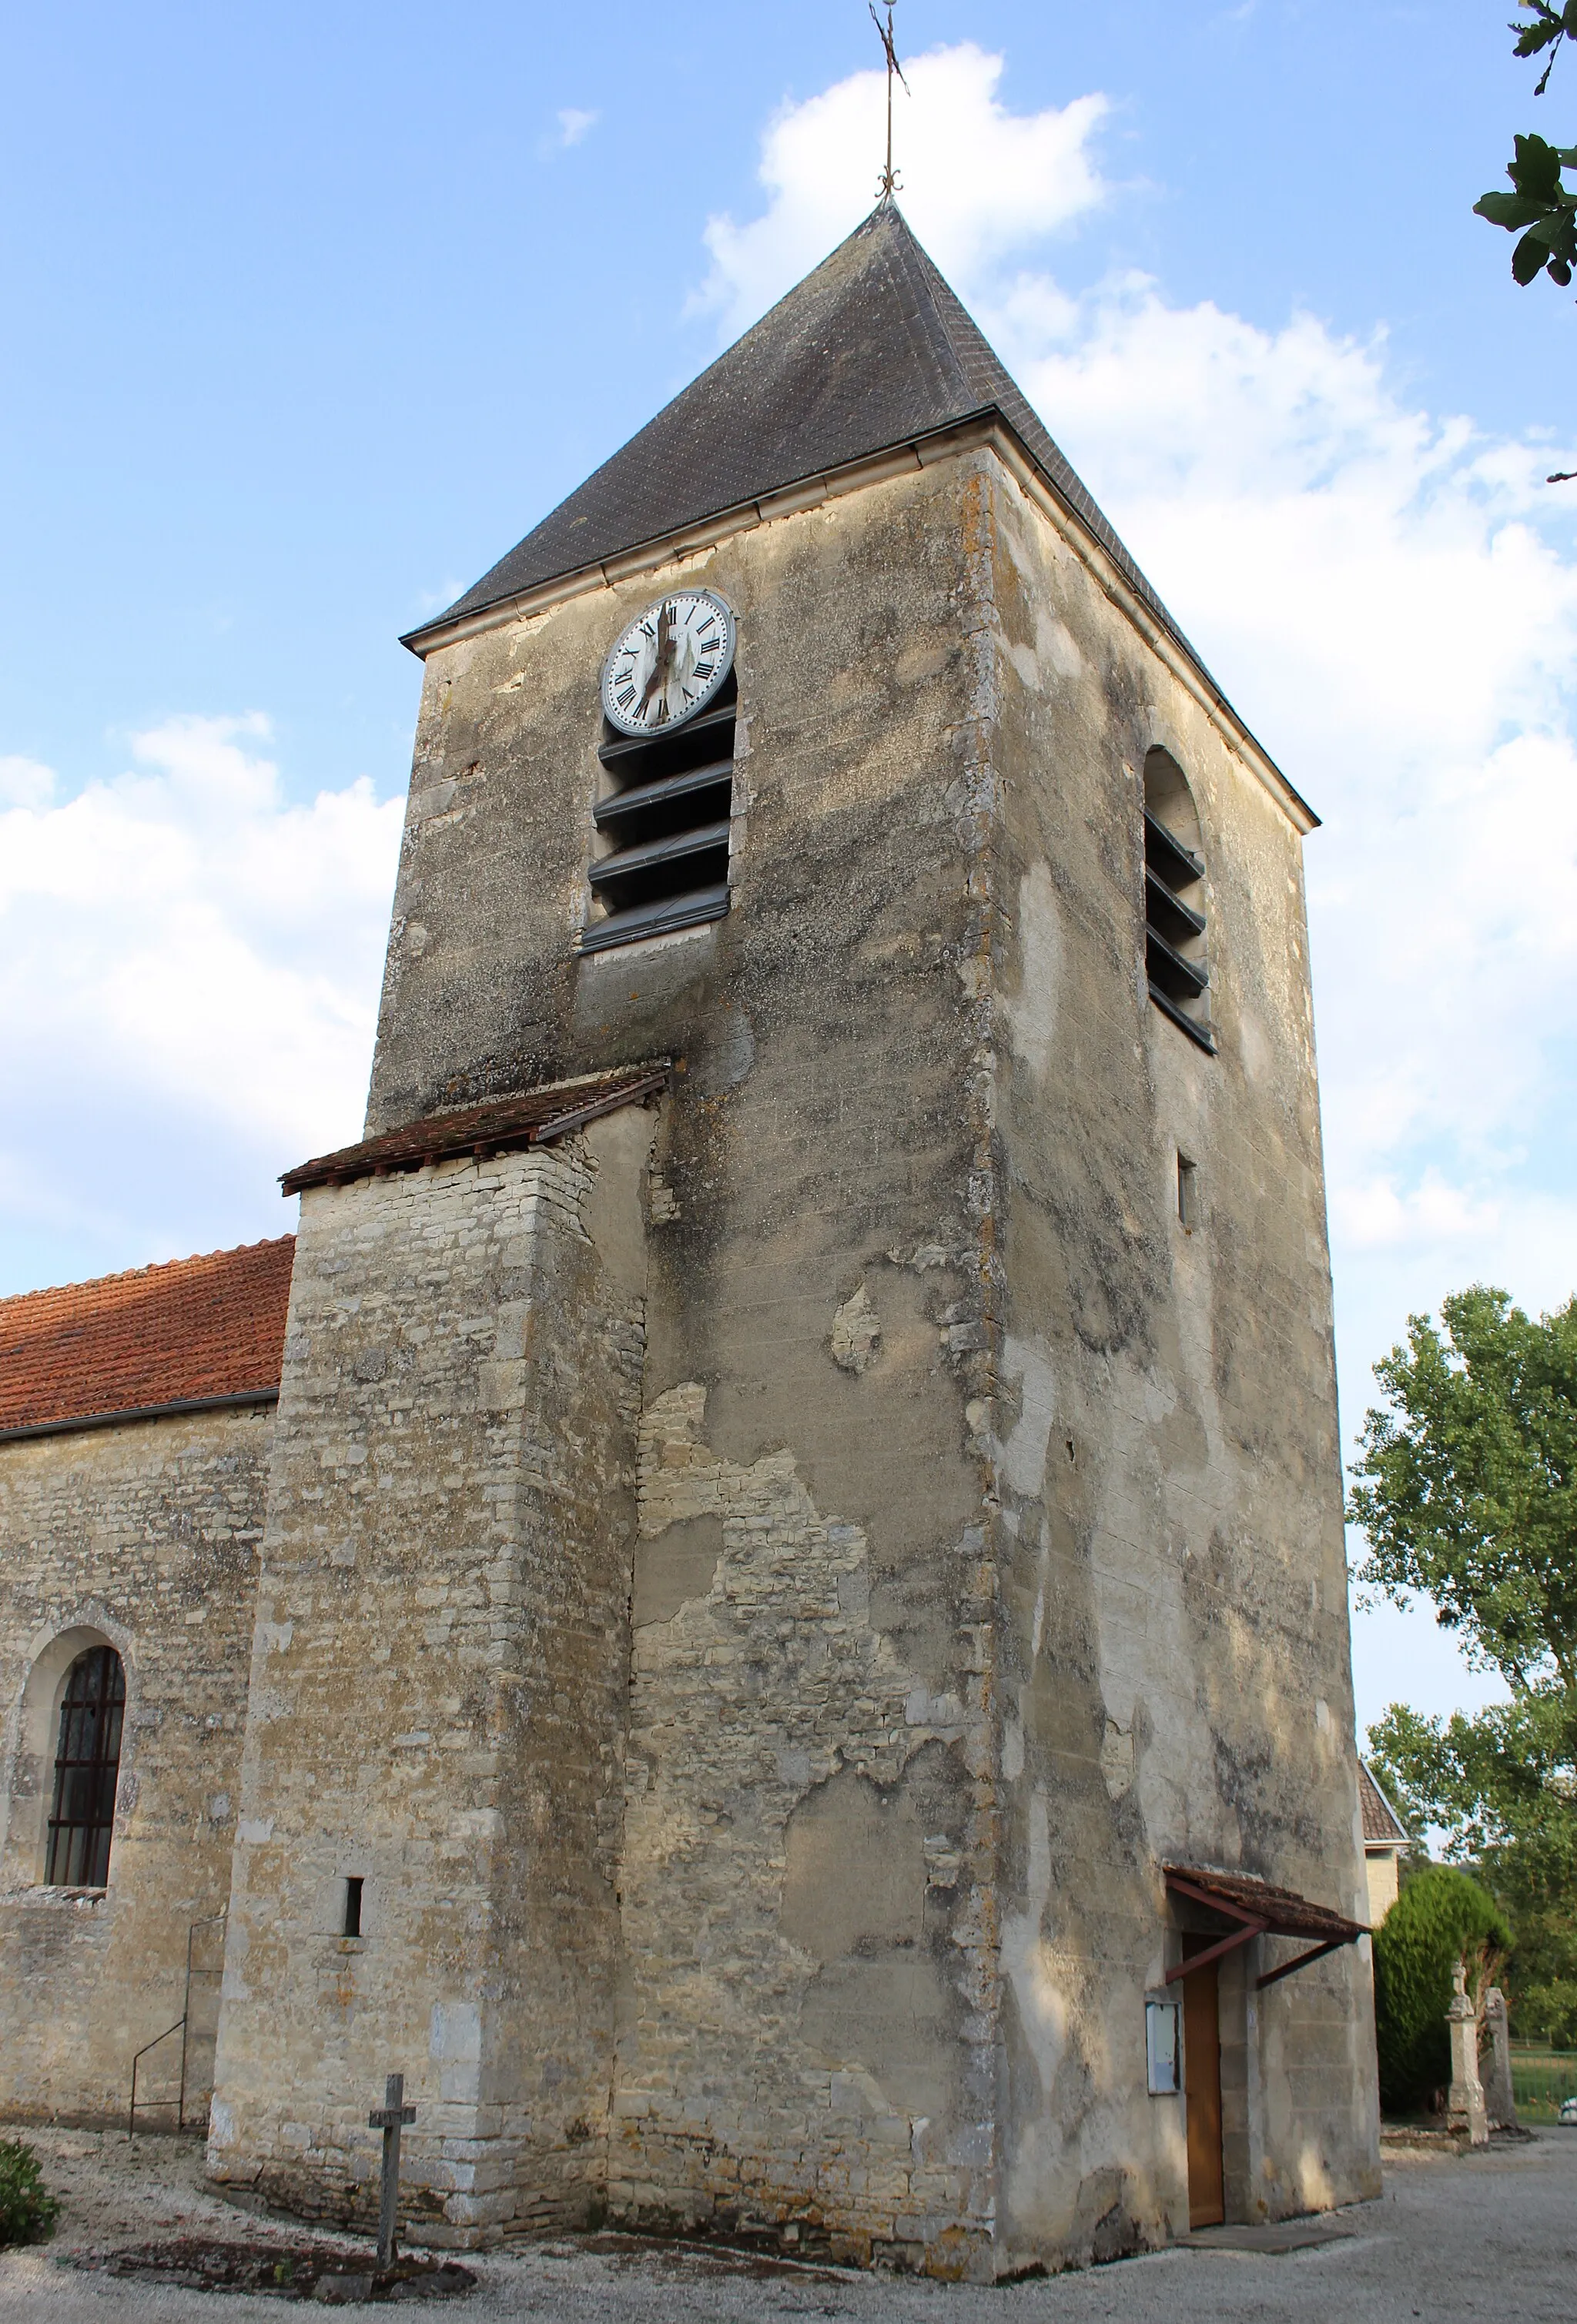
left=0, top=1239, right=294, bottom=1436
left=1163, top=1864, right=1366, bottom=1944
left=281, top=1067, right=668, bottom=1196
left=1359, top=1761, right=1409, bottom=1846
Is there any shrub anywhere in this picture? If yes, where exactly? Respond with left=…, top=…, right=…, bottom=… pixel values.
left=1372, top=1863, right=1512, bottom=2114
left=0, top=2140, right=59, bottom=2249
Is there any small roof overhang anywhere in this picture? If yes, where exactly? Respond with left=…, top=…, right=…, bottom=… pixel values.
left=280, top=1066, right=668, bottom=1197
left=1163, top=1864, right=1367, bottom=1991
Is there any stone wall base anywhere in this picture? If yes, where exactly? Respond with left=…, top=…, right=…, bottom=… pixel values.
left=606, top=2128, right=994, bottom=2280
left=206, top=2149, right=604, bottom=2252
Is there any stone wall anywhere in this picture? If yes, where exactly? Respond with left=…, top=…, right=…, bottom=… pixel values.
left=301, top=431, right=1378, bottom=2269
left=208, top=1105, right=653, bottom=2245
left=0, top=1406, right=270, bottom=2124
left=367, top=450, right=1004, bottom=2271
left=1365, top=1851, right=1401, bottom=1926
left=983, top=452, right=1380, bottom=2256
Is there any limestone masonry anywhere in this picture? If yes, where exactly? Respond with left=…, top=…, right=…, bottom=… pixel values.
left=0, top=204, right=1380, bottom=2273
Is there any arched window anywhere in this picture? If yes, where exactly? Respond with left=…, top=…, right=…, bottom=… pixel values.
left=1143, top=747, right=1213, bottom=1050
left=45, top=1645, right=125, bottom=1887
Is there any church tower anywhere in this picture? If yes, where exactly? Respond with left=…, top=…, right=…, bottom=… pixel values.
left=208, top=205, right=1379, bottom=2273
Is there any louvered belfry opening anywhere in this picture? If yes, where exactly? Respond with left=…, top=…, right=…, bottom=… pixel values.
left=1143, top=747, right=1213, bottom=1049
left=45, top=1644, right=126, bottom=1887
left=581, top=671, right=736, bottom=954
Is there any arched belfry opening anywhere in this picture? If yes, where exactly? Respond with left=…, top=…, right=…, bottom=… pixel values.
left=45, top=1643, right=125, bottom=1888
left=1143, top=747, right=1212, bottom=1048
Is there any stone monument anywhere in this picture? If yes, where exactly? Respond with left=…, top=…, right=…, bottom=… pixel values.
left=1480, top=1988, right=1518, bottom=2132
left=1445, top=1961, right=1489, bottom=2145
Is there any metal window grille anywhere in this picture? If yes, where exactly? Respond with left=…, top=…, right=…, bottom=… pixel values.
left=581, top=674, right=735, bottom=953
left=45, top=1644, right=125, bottom=1888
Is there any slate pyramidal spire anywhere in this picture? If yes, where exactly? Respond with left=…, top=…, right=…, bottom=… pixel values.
left=403, top=201, right=1202, bottom=683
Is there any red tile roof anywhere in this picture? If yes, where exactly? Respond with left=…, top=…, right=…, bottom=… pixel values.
left=0, top=1239, right=295, bottom=1437
left=281, top=1066, right=668, bottom=1195
left=1163, top=1864, right=1365, bottom=1944
left=1359, top=1761, right=1408, bottom=1847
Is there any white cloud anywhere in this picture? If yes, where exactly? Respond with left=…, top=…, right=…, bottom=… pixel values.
left=0, top=716, right=403, bottom=1275
left=1333, top=1173, right=1505, bottom=1256
left=556, top=106, right=598, bottom=149
left=695, top=43, right=1108, bottom=336
left=0, top=755, right=55, bottom=809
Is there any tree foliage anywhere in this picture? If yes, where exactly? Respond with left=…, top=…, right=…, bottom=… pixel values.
left=1371, top=1864, right=1511, bottom=2113
left=1351, top=1286, right=1577, bottom=2041
left=1368, top=1694, right=1577, bottom=2044
left=1475, top=5, right=1577, bottom=292
left=1348, top=1292, right=1577, bottom=1691
left=1348, top=1287, right=1577, bottom=1690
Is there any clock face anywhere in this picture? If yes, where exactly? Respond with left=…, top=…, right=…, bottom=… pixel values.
left=600, top=590, right=735, bottom=737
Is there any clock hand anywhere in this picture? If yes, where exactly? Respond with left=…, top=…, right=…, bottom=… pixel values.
left=638, top=602, right=675, bottom=719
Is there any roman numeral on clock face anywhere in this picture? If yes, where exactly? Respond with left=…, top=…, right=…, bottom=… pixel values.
left=602, top=590, right=732, bottom=734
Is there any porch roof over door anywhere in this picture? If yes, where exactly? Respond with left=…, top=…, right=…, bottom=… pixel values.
left=1163, top=1864, right=1368, bottom=1991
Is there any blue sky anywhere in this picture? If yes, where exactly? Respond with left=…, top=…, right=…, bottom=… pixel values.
left=4, top=0, right=1575, bottom=1744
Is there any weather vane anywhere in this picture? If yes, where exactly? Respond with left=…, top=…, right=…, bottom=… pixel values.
left=869, top=2, right=909, bottom=201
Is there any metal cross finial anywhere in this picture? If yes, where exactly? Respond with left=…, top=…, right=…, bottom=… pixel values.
left=869, top=2, right=909, bottom=201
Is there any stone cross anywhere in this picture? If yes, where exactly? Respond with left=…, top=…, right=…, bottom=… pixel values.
left=1445, top=1960, right=1489, bottom=2146
left=368, top=2072, right=417, bottom=2269
left=1481, top=1986, right=1518, bottom=2130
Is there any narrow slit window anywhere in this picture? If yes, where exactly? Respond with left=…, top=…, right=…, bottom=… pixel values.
left=343, top=1876, right=364, bottom=1938
left=1143, top=748, right=1213, bottom=1051
left=45, top=1644, right=125, bottom=1888
left=1177, top=1152, right=1197, bottom=1230
left=582, top=592, right=737, bottom=955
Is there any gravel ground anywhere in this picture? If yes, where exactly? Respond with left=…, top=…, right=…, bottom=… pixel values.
left=1, top=2124, right=1573, bottom=2321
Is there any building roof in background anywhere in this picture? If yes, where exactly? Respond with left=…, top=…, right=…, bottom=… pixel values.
left=1359, top=1761, right=1410, bottom=1848
left=0, top=1239, right=295, bottom=1438
left=402, top=203, right=1194, bottom=664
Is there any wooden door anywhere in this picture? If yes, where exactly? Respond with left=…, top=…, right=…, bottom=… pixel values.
left=1182, top=1950, right=1225, bottom=2229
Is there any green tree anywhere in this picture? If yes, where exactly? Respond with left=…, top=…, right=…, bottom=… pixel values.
left=1350, top=1286, right=1577, bottom=2040
left=1368, top=1694, right=1577, bottom=2044
left=1348, top=1287, right=1577, bottom=1688
left=1371, top=1864, right=1511, bottom=2113
left=1475, top=5, right=1577, bottom=293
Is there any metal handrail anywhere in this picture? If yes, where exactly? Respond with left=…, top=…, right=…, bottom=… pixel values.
left=128, top=2018, right=185, bottom=2135
left=127, top=1905, right=228, bottom=2135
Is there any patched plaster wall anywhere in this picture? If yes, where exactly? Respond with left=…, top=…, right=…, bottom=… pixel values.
left=983, top=456, right=1380, bottom=2257
left=223, top=435, right=1377, bottom=2270
left=359, top=451, right=1004, bottom=2272
left=0, top=1408, right=267, bottom=2123
left=612, top=1381, right=989, bottom=2269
